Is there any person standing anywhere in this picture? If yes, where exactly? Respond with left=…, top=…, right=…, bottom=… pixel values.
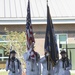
left=23, top=45, right=41, bottom=75
left=40, top=51, right=54, bottom=75
left=6, top=50, right=22, bottom=75
left=54, top=50, right=72, bottom=75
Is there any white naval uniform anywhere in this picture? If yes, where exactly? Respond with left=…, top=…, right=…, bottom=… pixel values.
left=40, top=57, right=54, bottom=75
left=54, top=59, right=72, bottom=75
left=23, top=51, right=41, bottom=75
left=6, top=58, right=22, bottom=75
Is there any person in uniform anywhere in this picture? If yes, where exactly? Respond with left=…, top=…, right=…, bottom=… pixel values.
left=40, top=51, right=54, bottom=75
left=23, top=43, right=41, bottom=75
left=54, top=50, right=72, bottom=75
left=6, top=50, right=22, bottom=75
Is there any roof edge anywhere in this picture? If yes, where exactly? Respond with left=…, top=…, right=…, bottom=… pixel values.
left=0, top=17, right=75, bottom=25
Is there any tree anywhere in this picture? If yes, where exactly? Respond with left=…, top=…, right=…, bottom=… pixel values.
left=0, top=28, right=26, bottom=69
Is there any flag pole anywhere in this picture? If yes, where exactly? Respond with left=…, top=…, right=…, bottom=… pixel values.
left=70, top=50, right=72, bottom=65
left=47, top=0, right=48, bottom=4
left=66, top=40, right=69, bottom=67
left=46, top=0, right=50, bottom=75
left=47, top=0, right=48, bottom=6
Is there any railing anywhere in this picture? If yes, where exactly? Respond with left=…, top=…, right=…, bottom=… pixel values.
left=0, top=57, right=8, bottom=61
left=0, top=57, right=8, bottom=59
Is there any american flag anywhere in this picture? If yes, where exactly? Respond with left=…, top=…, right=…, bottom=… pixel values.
left=26, top=0, right=35, bottom=50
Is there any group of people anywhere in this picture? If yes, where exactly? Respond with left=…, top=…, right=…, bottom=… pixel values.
left=6, top=47, right=72, bottom=75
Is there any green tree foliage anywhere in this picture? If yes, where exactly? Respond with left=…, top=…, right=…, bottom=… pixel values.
left=0, top=28, right=26, bottom=69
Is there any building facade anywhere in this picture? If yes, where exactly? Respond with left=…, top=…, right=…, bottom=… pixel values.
left=0, top=0, right=75, bottom=69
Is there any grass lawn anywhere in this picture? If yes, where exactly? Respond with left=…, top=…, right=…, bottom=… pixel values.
left=72, top=74, right=75, bottom=75
left=0, top=71, right=75, bottom=75
left=0, top=71, right=8, bottom=75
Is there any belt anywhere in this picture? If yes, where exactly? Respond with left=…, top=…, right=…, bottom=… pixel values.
left=12, top=71, right=15, bottom=73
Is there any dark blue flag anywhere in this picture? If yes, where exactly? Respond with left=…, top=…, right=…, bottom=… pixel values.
left=44, top=5, right=59, bottom=64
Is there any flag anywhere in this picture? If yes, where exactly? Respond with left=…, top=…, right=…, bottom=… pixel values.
left=26, top=0, right=35, bottom=50
left=44, top=4, right=59, bottom=64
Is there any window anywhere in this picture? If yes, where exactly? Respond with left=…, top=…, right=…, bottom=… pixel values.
left=0, top=35, right=8, bottom=61
left=56, top=34, right=68, bottom=49
left=59, top=34, right=67, bottom=44
left=59, top=34, right=67, bottom=48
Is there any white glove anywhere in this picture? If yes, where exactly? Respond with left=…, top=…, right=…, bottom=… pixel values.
left=46, top=53, right=49, bottom=56
left=66, top=67, right=69, bottom=70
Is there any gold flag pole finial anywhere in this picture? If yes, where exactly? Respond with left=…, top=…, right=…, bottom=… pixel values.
left=47, top=0, right=48, bottom=5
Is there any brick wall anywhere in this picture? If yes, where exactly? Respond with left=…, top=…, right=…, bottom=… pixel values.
left=0, top=24, right=75, bottom=56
